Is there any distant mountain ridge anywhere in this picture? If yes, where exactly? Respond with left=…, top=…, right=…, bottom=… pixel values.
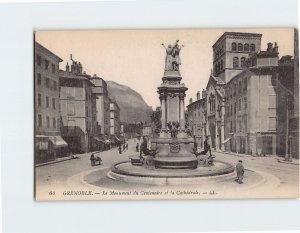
left=107, top=81, right=152, bottom=123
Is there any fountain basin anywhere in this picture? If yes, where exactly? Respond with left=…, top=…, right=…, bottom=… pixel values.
left=107, top=160, right=235, bottom=185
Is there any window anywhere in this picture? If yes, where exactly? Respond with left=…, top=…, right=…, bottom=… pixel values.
left=234, top=102, right=236, bottom=114
left=36, top=55, right=42, bottom=66
left=45, top=77, right=50, bottom=88
left=67, top=87, right=75, bottom=98
left=269, top=117, right=277, bottom=130
left=37, top=73, right=42, bottom=85
left=241, top=57, right=246, bottom=68
left=51, top=64, right=56, bottom=74
left=53, top=118, right=56, bottom=128
left=46, top=116, right=50, bottom=128
left=52, top=98, right=56, bottom=109
left=215, top=64, right=217, bottom=74
left=233, top=83, right=237, bottom=96
left=37, top=93, right=42, bottom=106
left=53, top=80, right=57, bottom=90
left=238, top=98, right=242, bottom=111
left=44, top=59, right=49, bottom=70
left=220, top=60, right=223, bottom=71
left=230, top=104, right=233, bottom=116
left=46, top=96, right=49, bottom=108
left=38, top=114, right=42, bottom=127
left=244, top=97, right=247, bottom=109
left=57, top=118, right=60, bottom=129
left=232, top=42, right=237, bottom=51
left=230, top=121, right=233, bottom=132
left=250, top=44, right=255, bottom=51
left=244, top=43, right=249, bottom=51
left=238, top=43, right=243, bottom=51
left=269, top=95, right=277, bottom=109
left=67, top=103, right=75, bottom=115
left=243, top=79, right=247, bottom=91
left=238, top=81, right=242, bottom=94
left=238, top=118, right=242, bottom=132
left=233, top=57, right=239, bottom=68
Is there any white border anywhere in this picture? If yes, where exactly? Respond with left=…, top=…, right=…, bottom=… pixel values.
left=0, top=0, right=299, bottom=233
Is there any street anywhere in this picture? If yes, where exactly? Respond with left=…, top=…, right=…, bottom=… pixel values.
left=35, top=139, right=299, bottom=200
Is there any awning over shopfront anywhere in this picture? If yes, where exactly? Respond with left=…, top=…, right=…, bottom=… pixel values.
left=114, top=135, right=121, bottom=142
left=94, top=137, right=111, bottom=144
left=49, top=136, right=68, bottom=148
left=223, top=135, right=233, bottom=144
left=94, top=137, right=106, bottom=144
left=35, top=135, right=49, bottom=150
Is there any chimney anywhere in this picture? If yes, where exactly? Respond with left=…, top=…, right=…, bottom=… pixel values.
left=273, top=42, right=278, bottom=53
left=66, top=62, right=70, bottom=72
left=267, top=42, right=273, bottom=52
left=189, top=98, right=193, bottom=104
left=202, top=89, right=207, bottom=99
left=196, top=91, right=200, bottom=100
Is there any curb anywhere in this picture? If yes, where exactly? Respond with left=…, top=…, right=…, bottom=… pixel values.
left=35, top=157, right=79, bottom=167
left=277, top=159, right=299, bottom=166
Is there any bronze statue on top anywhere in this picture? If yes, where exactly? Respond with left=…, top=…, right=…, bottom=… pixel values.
left=161, top=40, right=184, bottom=72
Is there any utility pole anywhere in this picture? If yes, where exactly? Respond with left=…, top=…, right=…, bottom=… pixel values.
left=285, top=94, right=292, bottom=161
left=284, top=94, right=291, bottom=161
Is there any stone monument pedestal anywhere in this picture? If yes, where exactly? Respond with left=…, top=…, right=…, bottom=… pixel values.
left=151, top=137, right=198, bottom=169
left=152, top=68, right=198, bottom=169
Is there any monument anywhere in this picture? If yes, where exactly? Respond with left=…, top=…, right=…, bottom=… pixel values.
left=151, top=40, right=198, bottom=169
left=105, top=40, right=235, bottom=185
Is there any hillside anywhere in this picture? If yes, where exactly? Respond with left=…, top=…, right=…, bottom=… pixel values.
left=107, top=81, right=153, bottom=123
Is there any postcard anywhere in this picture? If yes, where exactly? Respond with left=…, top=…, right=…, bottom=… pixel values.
left=34, top=29, right=299, bottom=200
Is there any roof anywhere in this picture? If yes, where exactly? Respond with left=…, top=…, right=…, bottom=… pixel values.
left=59, top=70, right=95, bottom=86
left=256, top=50, right=279, bottom=58
left=186, top=98, right=205, bottom=108
left=213, top=32, right=262, bottom=48
left=35, top=42, right=63, bottom=62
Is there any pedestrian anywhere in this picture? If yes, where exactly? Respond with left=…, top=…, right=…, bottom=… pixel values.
left=90, top=153, right=95, bottom=166
left=123, top=144, right=126, bottom=152
left=136, top=143, right=139, bottom=152
left=126, top=143, right=128, bottom=150
left=118, top=145, right=122, bottom=154
left=235, top=160, right=244, bottom=184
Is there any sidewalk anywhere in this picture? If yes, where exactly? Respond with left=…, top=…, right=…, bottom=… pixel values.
left=35, top=155, right=81, bottom=167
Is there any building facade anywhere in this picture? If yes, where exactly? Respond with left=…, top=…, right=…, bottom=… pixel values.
left=89, top=76, right=110, bottom=137
left=109, top=97, right=121, bottom=146
left=186, top=91, right=206, bottom=149
left=213, top=32, right=262, bottom=83
left=188, top=32, right=298, bottom=157
left=59, top=60, right=97, bottom=153
left=35, top=42, right=68, bottom=163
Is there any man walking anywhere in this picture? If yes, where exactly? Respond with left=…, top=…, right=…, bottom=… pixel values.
left=235, top=160, right=244, bottom=184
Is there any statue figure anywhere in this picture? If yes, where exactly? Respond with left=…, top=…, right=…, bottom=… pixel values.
left=167, top=121, right=180, bottom=138
left=162, top=40, right=184, bottom=72
left=161, top=43, right=173, bottom=71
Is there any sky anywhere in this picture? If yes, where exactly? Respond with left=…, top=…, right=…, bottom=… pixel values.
left=36, top=28, right=294, bottom=109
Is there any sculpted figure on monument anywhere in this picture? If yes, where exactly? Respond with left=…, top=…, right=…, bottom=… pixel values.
left=162, top=40, right=184, bottom=72
left=167, top=121, right=180, bottom=138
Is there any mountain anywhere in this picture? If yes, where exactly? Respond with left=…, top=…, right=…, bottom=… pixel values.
left=106, top=81, right=153, bottom=123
